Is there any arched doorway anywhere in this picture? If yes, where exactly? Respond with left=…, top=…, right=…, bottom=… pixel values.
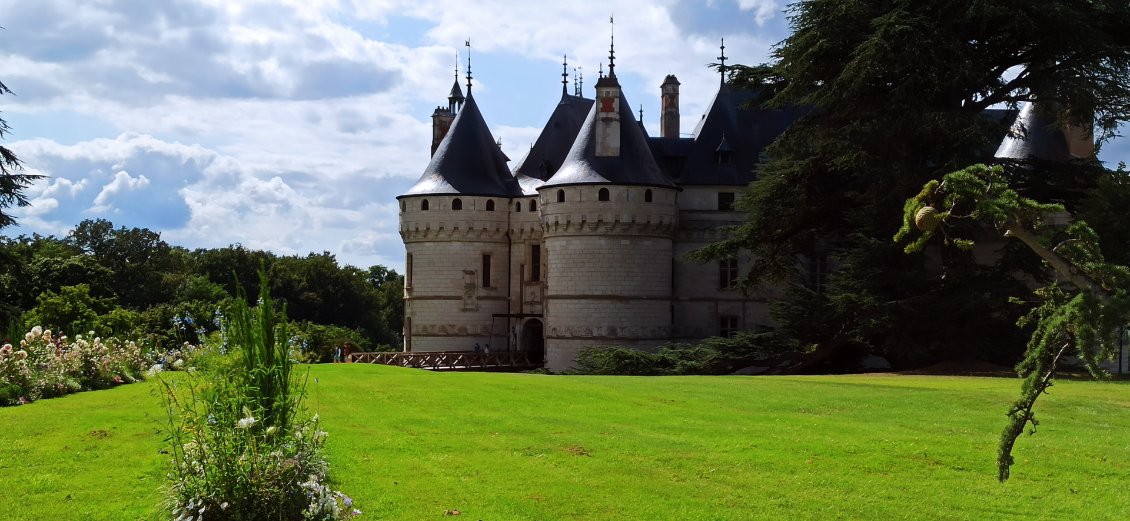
left=521, top=319, right=545, bottom=364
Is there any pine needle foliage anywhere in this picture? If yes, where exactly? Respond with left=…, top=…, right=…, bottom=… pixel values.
left=896, top=163, right=1130, bottom=481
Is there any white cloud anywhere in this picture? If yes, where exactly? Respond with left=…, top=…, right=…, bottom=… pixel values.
left=92, top=170, right=151, bottom=211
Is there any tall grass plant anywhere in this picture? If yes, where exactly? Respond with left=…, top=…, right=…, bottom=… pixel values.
left=160, top=271, right=357, bottom=520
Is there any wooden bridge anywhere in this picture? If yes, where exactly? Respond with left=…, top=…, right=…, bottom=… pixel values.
left=348, top=351, right=543, bottom=372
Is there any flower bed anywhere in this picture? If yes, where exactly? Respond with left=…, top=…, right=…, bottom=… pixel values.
left=0, top=326, right=196, bottom=406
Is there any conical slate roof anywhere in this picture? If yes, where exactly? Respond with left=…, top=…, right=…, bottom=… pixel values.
left=400, top=93, right=521, bottom=198
left=995, top=102, right=1074, bottom=163
left=541, top=92, right=675, bottom=188
left=512, top=92, right=594, bottom=181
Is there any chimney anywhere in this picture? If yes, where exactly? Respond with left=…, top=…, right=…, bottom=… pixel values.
left=661, top=74, right=680, bottom=138
left=594, top=75, right=621, bottom=157
left=431, top=107, right=454, bottom=156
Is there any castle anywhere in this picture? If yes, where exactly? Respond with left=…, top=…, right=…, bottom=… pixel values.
left=397, top=41, right=801, bottom=371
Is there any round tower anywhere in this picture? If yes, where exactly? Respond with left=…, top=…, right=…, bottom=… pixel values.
left=536, top=47, right=680, bottom=371
left=399, top=87, right=521, bottom=353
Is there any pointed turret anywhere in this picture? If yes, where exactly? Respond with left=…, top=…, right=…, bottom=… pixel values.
left=403, top=92, right=521, bottom=197
left=995, top=102, right=1092, bottom=163
left=512, top=61, right=594, bottom=183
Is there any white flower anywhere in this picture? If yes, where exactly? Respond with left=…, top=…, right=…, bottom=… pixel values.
left=172, top=359, right=185, bottom=369
left=237, top=416, right=257, bottom=429
left=266, top=426, right=278, bottom=435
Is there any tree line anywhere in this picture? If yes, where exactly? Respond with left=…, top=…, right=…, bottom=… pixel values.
left=0, top=218, right=404, bottom=361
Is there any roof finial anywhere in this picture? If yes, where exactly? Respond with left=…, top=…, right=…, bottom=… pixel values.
left=717, top=37, right=727, bottom=85
left=573, top=66, right=579, bottom=96
left=578, top=66, right=584, bottom=94
left=454, top=50, right=459, bottom=83
left=599, top=62, right=604, bottom=79
left=608, top=16, right=616, bottom=78
left=639, top=104, right=643, bottom=122
left=562, top=54, right=569, bottom=95
left=465, top=38, right=473, bottom=93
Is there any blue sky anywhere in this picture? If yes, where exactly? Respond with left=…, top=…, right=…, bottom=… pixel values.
left=1, top=0, right=1126, bottom=273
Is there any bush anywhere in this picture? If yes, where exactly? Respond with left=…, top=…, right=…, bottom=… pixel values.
left=572, top=332, right=800, bottom=376
left=160, top=271, right=358, bottom=520
left=0, top=326, right=152, bottom=405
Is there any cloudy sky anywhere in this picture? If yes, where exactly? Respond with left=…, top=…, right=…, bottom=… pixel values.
left=1, top=1, right=1126, bottom=273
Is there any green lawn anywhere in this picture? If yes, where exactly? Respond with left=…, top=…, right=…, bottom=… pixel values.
left=2, top=365, right=1129, bottom=520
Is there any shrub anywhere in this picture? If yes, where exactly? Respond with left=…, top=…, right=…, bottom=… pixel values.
left=572, top=332, right=800, bottom=376
left=160, top=271, right=358, bottom=520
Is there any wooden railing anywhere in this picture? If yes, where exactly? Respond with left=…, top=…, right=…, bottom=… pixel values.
left=348, top=351, right=541, bottom=371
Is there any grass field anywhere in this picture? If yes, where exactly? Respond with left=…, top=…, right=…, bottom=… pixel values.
left=2, top=365, right=1129, bottom=520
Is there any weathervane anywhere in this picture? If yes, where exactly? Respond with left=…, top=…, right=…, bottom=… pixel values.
left=608, top=16, right=616, bottom=77
left=465, top=38, right=473, bottom=93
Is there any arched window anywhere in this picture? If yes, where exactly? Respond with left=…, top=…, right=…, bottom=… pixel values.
left=486, top=200, right=495, bottom=211
left=421, top=199, right=429, bottom=211
left=644, top=189, right=653, bottom=203
left=452, top=198, right=463, bottom=210
left=598, top=188, right=610, bottom=201
left=557, top=189, right=565, bottom=203
left=530, top=200, right=537, bottom=211
left=515, top=201, right=522, bottom=212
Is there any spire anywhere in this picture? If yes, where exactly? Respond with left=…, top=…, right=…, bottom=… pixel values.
left=717, top=37, right=727, bottom=85
left=607, top=16, right=616, bottom=78
left=465, top=38, right=473, bottom=94
left=562, top=54, right=569, bottom=95
left=448, top=50, right=465, bottom=113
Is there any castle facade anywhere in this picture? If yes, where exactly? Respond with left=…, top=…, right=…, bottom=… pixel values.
left=397, top=45, right=803, bottom=371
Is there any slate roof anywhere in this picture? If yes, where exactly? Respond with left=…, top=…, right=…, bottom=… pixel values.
left=994, top=102, right=1074, bottom=163
left=540, top=91, right=676, bottom=189
left=511, top=91, right=594, bottom=181
left=399, top=93, right=522, bottom=198
left=653, top=84, right=801, bottom=186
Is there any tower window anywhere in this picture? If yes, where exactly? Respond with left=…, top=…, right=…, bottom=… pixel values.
left=557, top=189, right=565, bottom=203
left=421, top=199, right=429, bottom=211
left=452, top=198, right=463, bottom=210
left=482, top=254, right=492, bottom=288
left=719, top=257, right=738, bottom=289
left=406, top=253, right=413, bottom=288
left=644, top=189, right=653, bottom=203
left=515, top=201, right=522, bottom=212
left=718, top=192, right=735, bottom=211
left=530, top=200, right=537, bottom=211
left=486, top=200, right=495, bottom=211
left=598, top=188, right=610, bottom=201
left=530, top=244, right=541, bottom=282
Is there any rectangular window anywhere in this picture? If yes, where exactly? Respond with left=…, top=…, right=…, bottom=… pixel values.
left=718, top=192, right=736, bottom=211
left=719, top=257, right=738, bottom=289
left=719, top=314, right=740, bottom=338
left=406, top=253, right=413, bottom=288
left=482, top=254, right=491, bottom=288
left=530, top=244, right=541, bottom=282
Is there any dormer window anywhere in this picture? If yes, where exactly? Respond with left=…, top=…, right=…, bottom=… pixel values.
left=452, top=198, right=463, bottom=210
left=598, top=188, right=610, bottom=201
